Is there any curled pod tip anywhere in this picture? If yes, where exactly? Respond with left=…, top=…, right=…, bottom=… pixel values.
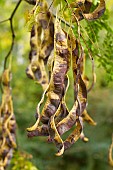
left=83, top=0, right=106, bottom=21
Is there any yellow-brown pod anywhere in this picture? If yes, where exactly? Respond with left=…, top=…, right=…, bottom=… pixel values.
left=27, top=76, right=69, bottom=138
left=0, top=69, right=16, bottom=170
left=71, top=0, right=92, bottom=22
left=78, top=44, right=96, bottom=126
left=26, top=0, right=55, bottom=90
left=64, top=117, right=82, bottom=150
left=27, top=18, right=70, bottom=155
left=35, top=0, right=54, bottom=62
left=56, top=36, right=86, bottom=151
left=56, top=37, right=78, bottom=136
left=82, top=109, right=96, bottom=126
left=26, top=24, right=49, bottom=91
left=57, top=101, right=78, bottom=136
left=83, top=0, right=105, bottom=21
left=1, top=69, right=10, bottom=86
left=68, top=37, right=87, bottom=118
left=26, top=24, right=41, bottom=80
left=39, top=20, right=70, bottom=124
left=27, top=17, right=70, bottom=132
left=54, top=75, right=69, bottom=124
left=47, top=19, right=71, bottom=155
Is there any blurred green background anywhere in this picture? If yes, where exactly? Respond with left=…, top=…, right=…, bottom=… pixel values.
left=0, top=0, right=113, bottom=170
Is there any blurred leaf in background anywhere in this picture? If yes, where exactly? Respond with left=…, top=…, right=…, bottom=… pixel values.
left=10, top=151, right=38, bottom=170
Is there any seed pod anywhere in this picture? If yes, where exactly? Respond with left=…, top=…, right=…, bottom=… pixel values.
left=82, top=109, right=96, bottom=125
left=71, top=0, right=105, bottom=22
left=56, top=38, right=86, bottom=135
left=26, top=24, right=49, bottom=90
left=35, top=0, right=54, bottom=62
left=71, top=0, right=92, bottom=21
left=27, top=75, right=69, bottom=138
left=0, top=69, right=16, bottom=169
left=26, top=0, right=54, bottom=90
left=48, top=19, right=71, bottom=155
left=83, top=0, right=106, bottom=21
left=64, top=117, right=82, bottom=150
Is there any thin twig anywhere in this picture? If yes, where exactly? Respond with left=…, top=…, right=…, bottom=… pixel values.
left=0, top=18, right=9, bottom=24
left=53, top=13, right=74, bottom=28
left=0, top=0, right=22, bottom=70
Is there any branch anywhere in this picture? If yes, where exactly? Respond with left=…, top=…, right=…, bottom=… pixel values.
left=0, top=18, right=9, bottom=24
left=0, top=0, right=22, bottom=70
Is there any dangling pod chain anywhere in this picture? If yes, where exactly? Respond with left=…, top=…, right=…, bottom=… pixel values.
left=0, top=69, right=16, bottom=170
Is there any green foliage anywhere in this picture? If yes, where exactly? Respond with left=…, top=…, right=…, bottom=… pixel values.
left=80, top=8, right=113, bottom=82
left=11, top=151, right=38, bottom=170
left=25, top=5, right=42, bottom=32
left=99, top=28, right=113, bottom=81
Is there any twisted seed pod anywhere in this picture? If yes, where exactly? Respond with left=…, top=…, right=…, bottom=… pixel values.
left=64, top=117, right=82, bottom=150
left=71, top=0, right=105, bottom=22
left=0, top=69, right=16, bottom=170
left=56, top=39, right=86, bottom=136
left=26, top=24, right=49, bottom=90
left=27, top=75, right=69, bottom=138
left=36, top=0, right=54, bottom=62
left=82, top=110, right=96, bottom=125
left=48, top=19, right=71, bottom=155
left=40, top=21, right=70, bottom=125
left=54, top=75, right=69, bottom=124
left=60, top=40, right=87, bottom=150
left=27, top=0, right=55, bottom=132
left=36, top=0, right=54, bottom=63
left=26, top=0, right=54, bottom=90
left=71, top=0, right=92, bottom=21
left=84, top=0, right=105, bottom=21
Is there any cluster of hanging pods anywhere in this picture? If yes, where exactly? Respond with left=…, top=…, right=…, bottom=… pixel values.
left=26, top=0, right=106, bottom=156
left=0, top=0, right=113, bottom=169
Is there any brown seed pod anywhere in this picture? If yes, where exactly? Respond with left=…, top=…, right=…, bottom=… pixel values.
left=48, top=19, right=71, bottom=155
left=64, top=117, right=83, bottom=150
left=82, top=109, right=96, bottom=126
left=83, top=0, right=105, bottom=21
left=71, top=0, right=92, bottom=21
left=26, top=24, right=49, bottom=90
left=26, top=0, right=54, bottom=90
left=0, top=69, right=16, bottom=169
left=71, top=0, right=105, bottom=22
